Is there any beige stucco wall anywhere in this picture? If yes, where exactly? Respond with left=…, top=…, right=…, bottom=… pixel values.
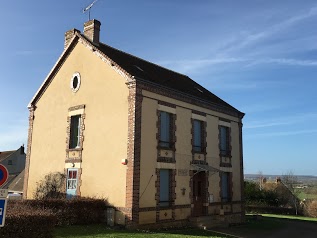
left=26, top=42, right=129, bottom=207
left=139, top=90, right=243, bottom=210
left=174, top=106, right=192, bottom=205
left=174, top=208, right=191, bottom=220
left=139, top=97, right=158, bottom=208
left=206, top=115, right=221, bottom=203
left=139, top=211, right=156, bottom=224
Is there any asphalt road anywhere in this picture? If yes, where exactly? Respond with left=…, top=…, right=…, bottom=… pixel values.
left=210, top=218, right=317, bottom=238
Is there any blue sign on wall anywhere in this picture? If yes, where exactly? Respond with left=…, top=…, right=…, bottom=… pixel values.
left=0, top=199, right=7, bottom=227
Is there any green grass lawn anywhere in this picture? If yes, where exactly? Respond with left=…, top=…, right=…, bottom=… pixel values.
left=54, top=225, right=231, bottom=238
left=54, top=215, right=317, bottom=238
left=261, top=214, right=317, bottom=222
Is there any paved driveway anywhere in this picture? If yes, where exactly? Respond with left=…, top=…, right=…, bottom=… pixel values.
left=210, top=218, right=317, bottom=238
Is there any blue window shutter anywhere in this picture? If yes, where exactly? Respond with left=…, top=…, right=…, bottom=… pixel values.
left=160, top=169, right=170, bottom=206
left=160, top=112, right=171, bottom=147
left=193, top=120, right=202, bottom=152
left=220, top=126, right=228, bottom=154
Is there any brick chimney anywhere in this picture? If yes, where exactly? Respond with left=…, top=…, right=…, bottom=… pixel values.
left=83, top=19, right=101, bottom=45
left=64, top=28, right=80, bottom=49
left=20, top=144, right=25, bottom=155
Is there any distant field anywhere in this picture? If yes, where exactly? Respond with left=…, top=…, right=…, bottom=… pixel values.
left=298, top=191, right=317, bottom=200
left=296, top=186, right=317, bottom=200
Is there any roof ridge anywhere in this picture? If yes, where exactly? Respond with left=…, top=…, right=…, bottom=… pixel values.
left=99, top=42, right=189, bottom=78
left=0, top=150, right=15, bottom=153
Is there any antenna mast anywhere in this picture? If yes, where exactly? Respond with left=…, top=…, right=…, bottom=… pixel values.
left=83, top=0, right=99, bottom=20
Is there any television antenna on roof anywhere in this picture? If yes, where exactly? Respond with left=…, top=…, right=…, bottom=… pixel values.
left=83, top=0, right=99, bottom=20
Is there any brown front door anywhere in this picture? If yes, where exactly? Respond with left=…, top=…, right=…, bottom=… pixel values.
left=192, top=171, right=206, bottom=217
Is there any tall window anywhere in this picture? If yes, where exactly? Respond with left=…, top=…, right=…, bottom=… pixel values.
left=193, top=120, right=203, bottom=152
left=220, top=126, right=230, bottom=156
left=159, top=169, right=170, bottom=207
left=159, top=111, right=172, bottom=148
left=221, top=172, right=231, bottom=202
left=69, top=115, right=81, bottom=149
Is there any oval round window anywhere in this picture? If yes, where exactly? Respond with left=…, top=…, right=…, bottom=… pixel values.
left=72, top=76, right=78, bottom=89
left=70, top=72, right=81, bottom=92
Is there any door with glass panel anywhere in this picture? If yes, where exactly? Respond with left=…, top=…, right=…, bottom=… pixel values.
left=192, top=171, right=206, bottom=216
left=66, top=168, right=78, bottom=199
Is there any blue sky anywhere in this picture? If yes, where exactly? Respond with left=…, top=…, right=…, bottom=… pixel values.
left=1, top=0, right=317, bottom=176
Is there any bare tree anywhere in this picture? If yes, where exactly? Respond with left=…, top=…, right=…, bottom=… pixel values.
left=258, top=170, right=263, bottom=191
left=282, top=171, right=301, bottom=215
left=34, top=172, right=66, bottom=199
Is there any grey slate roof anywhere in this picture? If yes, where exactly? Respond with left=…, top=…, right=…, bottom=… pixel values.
left=0, top=150, right=15, bottom=162
left=97, top=42, right=244, bottom=117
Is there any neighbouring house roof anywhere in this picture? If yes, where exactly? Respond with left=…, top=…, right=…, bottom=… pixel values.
left=0, top=150, right=15, bottom=162
left=29, top=30, right=244, bottom=118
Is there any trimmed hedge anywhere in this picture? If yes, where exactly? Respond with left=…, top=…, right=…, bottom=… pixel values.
left=0, top=202, right=56, bottom=238
left=13, top=198, right=108, bottom=226
left=0, top=198, right=109, bottom=238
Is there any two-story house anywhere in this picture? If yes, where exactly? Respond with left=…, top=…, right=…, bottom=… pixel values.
left=24, top=20, right=245, bottom=228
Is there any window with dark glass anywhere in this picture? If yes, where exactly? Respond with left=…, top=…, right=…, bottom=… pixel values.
left=220, top=126, right=230, bottom=156
left=193, top=120, right=203, bottom=152
left=159, top=111, right=172, bottom=148
left=69, top=115, right=81, bottom=149
left=221, top=172, right=231, bottom=202
left=72, top=76, right=79, bottom=89
left=159, top=169, right=170, bottom=207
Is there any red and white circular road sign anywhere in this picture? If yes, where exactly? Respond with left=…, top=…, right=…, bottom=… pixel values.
left=0, top=165, right=9, bottom=187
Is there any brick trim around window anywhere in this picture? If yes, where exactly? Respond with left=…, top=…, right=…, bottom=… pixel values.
left=219, top=172, right=233, bottom=204
left=219, top=125, right=232, bottom=167
left=64, top=167, right=82, bottom=197
left=158, top=100, right=176, bottom=108
left=65, top=105, right=86, bottom=163
left=155, top=168, right=176, bottom=222
left=191, top=119, right=207, bottom=162
left=157, top=110, right=176, bottom=163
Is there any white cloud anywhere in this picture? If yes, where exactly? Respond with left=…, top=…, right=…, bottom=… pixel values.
left=245, top=113, right=317, bottom=129
left=223, top=5, right=317, bottom=54
left=247, top=58, right=317, bottom=67
left=247, top=129, right=317, bottom=138
left=159, top=55, right=317, bottom=77
left=159, top=57, right=247, bottom=74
